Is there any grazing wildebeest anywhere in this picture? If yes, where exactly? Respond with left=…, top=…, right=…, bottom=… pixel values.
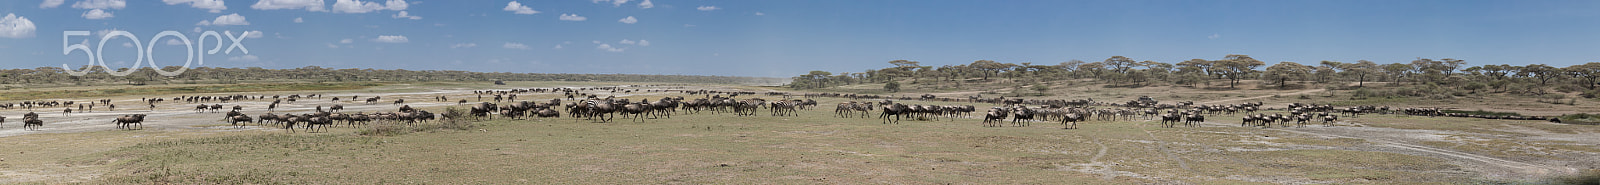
left=267, top=103, right=277, bottom=111
left=398, top=105, right=415, bottom=113
left=230, top=115, right=253, bottom=128
left=63, top=108, right=73, bottom=117
left=23, top=118, right=43, bottom=131
left=232, top=105, right=243, bottom=112
left=535, top=109, right=560, bottom=119
left=210, top=104, right=223, bottom=113
left=0, top=116, right=5, bottom=129
left=1010, top=106, right=1035, bottom=127
left=393, top=99, right=405, bottom=105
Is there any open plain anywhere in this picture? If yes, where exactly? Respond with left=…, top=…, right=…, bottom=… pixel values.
left=0, top=81, right=1595, bottom=184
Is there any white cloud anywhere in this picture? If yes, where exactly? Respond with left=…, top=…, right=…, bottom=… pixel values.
left=326, top=43, right=340, bottom=48
left=0, top=14, right=37, bottom=38
left=450, top=43, right=476, bottom=48
left=393, top=11, right=422, bottom=19
left=40, top=0, right=66, bottom=8
left=504, top=1, right=539, bottom=14
left=372, top=35, right=408, bottom=43
left=596, top=43, right=624, bottom=52
left=619, top=39, right=650, bottom=46
left=1208, top=33, right=1221, bottom=39
left=559, top=14, right=586, bottom=21
left=755, top=12, right=764, bottom=16
left=72, top=0, right=126, bottom=9
left=82, top=9, right=114, bottom=20
left=618, top=16, right=637, bottom=24
left=697, top=6, right=719, bottom=11
left=166, top=39, right=187, bottom=45
left=333, top=0, right=408, bottom=13
left=503, top=42, right=530, bottom=50
left=294, top=17, right=304, bottom=23
left=210, top=14, right=250, bottom=25
left=193, top=27, right=202, bottom=33
left=121, top=42, right=134, bottom=48
left=244, top=30, right=265, bottom=38
left=228, top=55, right=260, bottom=62
left=611, top=0, right=629, bottom=7
left=163, top=0, right=228, bottom=13
left=199, top=13, right=250, bottom=26
left=637, top=0, right=653, bottom=9
left=252, top=0, right=327, bottom=12
left=553, top=44, right=563, bottom=49
left=339, top=38, right=354, bottom=44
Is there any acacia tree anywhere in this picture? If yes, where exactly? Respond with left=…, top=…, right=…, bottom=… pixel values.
left=1339, top=60, right=1379, bottom=87
left=1521, top=64, right=1560, bottom=86
left=1265, top=62, right=1312, bottom=88
left=1566, top=62, right=1600, bottom=90
left=1142, top=60, right=1174, bottom=84
left=1317, top=61, right=1343, bottom=83
left=1215, top=55, right=1264, bottom=88
left=1381, top=63, right=1414, bottom=84
left=969, top=60, right=1009, bottom=80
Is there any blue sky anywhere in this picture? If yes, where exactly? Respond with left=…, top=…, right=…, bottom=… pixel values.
left=2, top=0, right=1600, bottom=77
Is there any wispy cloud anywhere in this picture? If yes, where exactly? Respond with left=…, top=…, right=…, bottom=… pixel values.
left=504, top=1, right=539, bottom=14
left=372, top=35, right=408, bottom=43
left=697, top=6, right=719, bottom=11
left=503, top=42, right=530, bottom=50
left=618, top=16, right=637, bottom=24
left=559, top=14, right=587, bottom=21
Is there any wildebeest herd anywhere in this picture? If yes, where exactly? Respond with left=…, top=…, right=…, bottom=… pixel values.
left=0, top=86, right=1569, bottom=133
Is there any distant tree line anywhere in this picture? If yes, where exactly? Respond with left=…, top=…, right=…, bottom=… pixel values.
left=790, top=54, right=1600, bottom=99
left=0, top=66, right=786, bottom=86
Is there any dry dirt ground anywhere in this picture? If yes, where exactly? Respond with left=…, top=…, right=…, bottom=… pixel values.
left=0, top=82, right=1596, bottom=184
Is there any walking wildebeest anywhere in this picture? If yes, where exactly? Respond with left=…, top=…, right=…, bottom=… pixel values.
left=113, top=114, right=146, bottom=130
left=230, top=115, right=253, bottom=128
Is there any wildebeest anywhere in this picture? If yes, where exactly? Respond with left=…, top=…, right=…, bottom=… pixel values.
left=230, top=115, right=253, bottom=128
left=1159, top=113, right=1180, bottom=128
left=23, top=117, right=43, bottom=130
left=1322, top=115, right=1338, bottom=127
left=1011, top=106, right=1035, bottom=127
left=0, top=116, right=5, bottom=129
left=983, top=107, right=1009, bottom=127
left=63, top=108, right=73, bottom=117
left=113, top=114, right=146, bottom=130
left=1061, top=113, right=1083, bottom=129
left=879, top=103, right=908, bottom=124
left=330, top=105, right=344, bottom=112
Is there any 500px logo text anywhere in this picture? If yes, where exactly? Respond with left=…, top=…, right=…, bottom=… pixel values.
left=60, top=30, right=252, bottom=77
